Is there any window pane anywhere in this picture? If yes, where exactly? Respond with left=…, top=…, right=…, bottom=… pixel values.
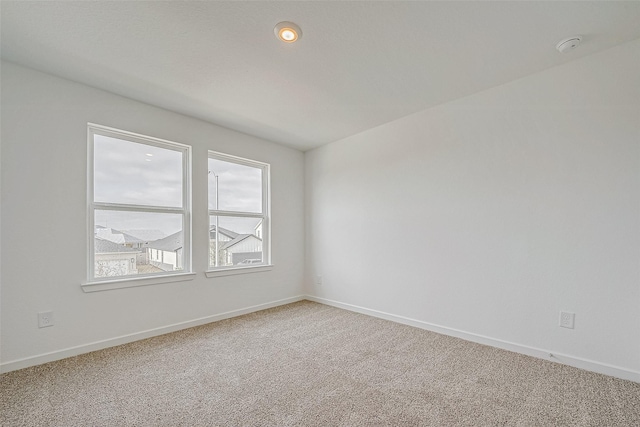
left=94, top=210, right=184, bottom=278
left=209, top=216, right=263, bottom=267
left=208, top=158, right=262, bottom=213
left=94, top=134, right=183, bottom=207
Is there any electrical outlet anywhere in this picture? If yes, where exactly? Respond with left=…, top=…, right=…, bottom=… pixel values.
left=316, top=275, right=323, bottom=285
left=38, top=311, right=54, bottom=328
left=559, top=311, right=575, bottom=329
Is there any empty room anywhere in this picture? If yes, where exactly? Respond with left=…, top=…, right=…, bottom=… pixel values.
left=1, top=1, right=639, bottom=426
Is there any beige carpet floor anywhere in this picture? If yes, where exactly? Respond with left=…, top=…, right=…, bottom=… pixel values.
left=1, top=300, right=639, bottom=426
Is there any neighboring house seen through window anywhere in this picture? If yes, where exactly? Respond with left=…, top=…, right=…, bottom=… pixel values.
left=88, top=124, right=191, bottom=282
left=208, top=152, right=269, bottom=269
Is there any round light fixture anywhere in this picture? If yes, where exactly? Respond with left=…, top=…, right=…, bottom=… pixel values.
left=274, top=21, right=301, bottom=43
left=556, top=36, right=582, bottom=53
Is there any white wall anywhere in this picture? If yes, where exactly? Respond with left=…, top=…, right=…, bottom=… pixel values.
left=305, top=39, right=640, bottom=380
left=0, top=61, right=3, bottom=366
left=0, top=61, right=305, bottom=370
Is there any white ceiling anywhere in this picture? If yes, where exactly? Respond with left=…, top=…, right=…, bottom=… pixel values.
left=2, top=1, right=640, bottom=151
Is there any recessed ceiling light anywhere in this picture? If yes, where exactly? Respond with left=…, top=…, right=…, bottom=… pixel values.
left=146, top=153, right=153, bottom=157
left=275, top=21, right=302, bottom=43
left=556, top=36, right=582, bottom=53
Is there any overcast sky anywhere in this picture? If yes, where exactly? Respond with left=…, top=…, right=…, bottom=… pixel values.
left=208, top=158, right=262, bottom=212
left=94, top=134, right=263, bottom=236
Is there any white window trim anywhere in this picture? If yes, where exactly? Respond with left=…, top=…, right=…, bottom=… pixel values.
left=204, top=265, right=273, bottom=278
left=86, top=123, right=192, bottom=289
left=207, top=151, right=270, bottom=275
left=82, top=272, right=196, bottom=293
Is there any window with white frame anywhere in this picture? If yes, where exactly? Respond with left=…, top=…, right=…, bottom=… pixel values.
left=88, top=124, right=191, bottom=282
left=208, top=152, right=269, bottom=270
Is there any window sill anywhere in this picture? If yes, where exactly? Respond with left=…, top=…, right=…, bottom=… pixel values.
left=205, top=265, right=273, bottom=278
left=82, top=272, right=197, bottom=293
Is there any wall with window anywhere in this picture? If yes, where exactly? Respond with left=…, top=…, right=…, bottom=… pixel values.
left=0, top=61, right=305, bottom=369
left=305, top=39, right=640, bottom=380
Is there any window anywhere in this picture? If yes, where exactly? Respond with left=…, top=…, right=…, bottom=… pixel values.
left=208, top=151, right=269, bottom=271
left=87, top=124, right=191, bottom=285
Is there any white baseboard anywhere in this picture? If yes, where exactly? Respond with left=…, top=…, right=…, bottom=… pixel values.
left=305, top=295, right=640, bottom=384
left=4, top=294, right=638, bottom=384
left=1, top=295, right=305, bottom=374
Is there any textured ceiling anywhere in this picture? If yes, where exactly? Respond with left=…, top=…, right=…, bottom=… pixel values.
left=2, top=1, right=640, bottom=151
